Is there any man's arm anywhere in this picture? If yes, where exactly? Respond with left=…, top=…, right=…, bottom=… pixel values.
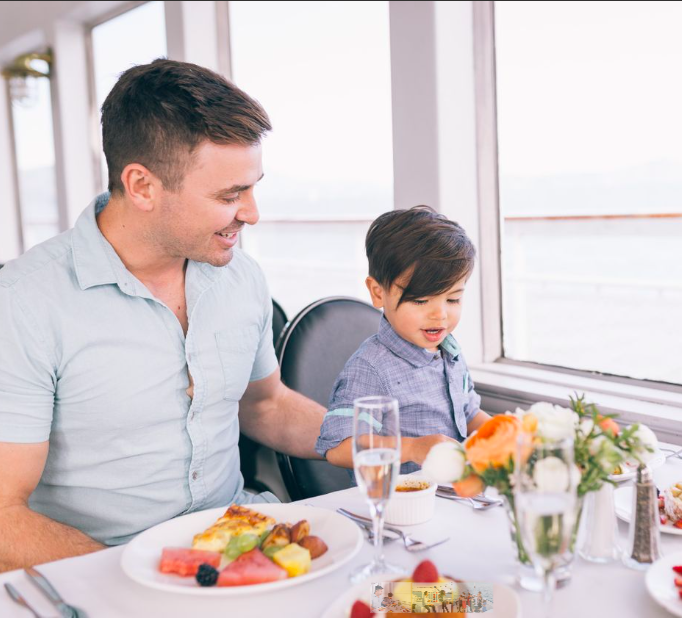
left=467, top=410, right=491, bottom=433
left=0, top=441, right=104, bottom=573
left=238, top=369, right=325, bottom=460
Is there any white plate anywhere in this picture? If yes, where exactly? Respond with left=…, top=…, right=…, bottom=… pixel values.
left=646, top=552, right=682, bottom=617
left=321, top=572, right=521, bottom=618
left=614, top=485, right=682, bottom=535
left=121, top=503, right=363, bottom=595
left=609, top=450, right=666, bottom=482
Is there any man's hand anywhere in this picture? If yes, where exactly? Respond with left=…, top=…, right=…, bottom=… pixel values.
left=402, top=434, right=457, bottom=466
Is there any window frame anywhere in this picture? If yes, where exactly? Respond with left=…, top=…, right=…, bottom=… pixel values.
left=470, top=0, right=682, bottom=430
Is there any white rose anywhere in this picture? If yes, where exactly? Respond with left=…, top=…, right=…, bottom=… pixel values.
left=626, top=424, right=658, bottom=465
left=527, top=403, right=578, bottom=441
left=422, top=442, right=466, bottom=484
left=533, top=456, right=570, bottom=492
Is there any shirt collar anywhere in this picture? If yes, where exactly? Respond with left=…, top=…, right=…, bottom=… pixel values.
left=376, top=315, right=460, bottom=367
left=71, top=192, right=222, bottom=298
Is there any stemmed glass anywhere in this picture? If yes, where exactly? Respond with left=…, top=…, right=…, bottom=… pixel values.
left=349, top=396, right=403, bottom=583
left=514, top=435, right=577, bottom=617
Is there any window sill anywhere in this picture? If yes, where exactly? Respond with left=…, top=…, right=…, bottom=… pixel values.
left=469, top=362, right=682, bottom=444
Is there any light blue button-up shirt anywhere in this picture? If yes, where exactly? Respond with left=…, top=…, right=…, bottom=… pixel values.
left=0, top=193, right=279, bottom=545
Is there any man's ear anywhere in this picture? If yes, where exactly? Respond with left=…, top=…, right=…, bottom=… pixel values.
left=120, top=163, right=162, bottom=213
left=365, top=276, right=385, bottom=309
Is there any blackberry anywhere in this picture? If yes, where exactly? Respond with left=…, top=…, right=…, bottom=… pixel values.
left=195, top=563, right=219, bottom=587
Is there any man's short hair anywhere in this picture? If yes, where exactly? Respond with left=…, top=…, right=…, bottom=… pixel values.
left=375, top=584, right=384, bottom=592
left=101, top=58, right=271, bottom=195
left=365, top=205, right=476, bottom=305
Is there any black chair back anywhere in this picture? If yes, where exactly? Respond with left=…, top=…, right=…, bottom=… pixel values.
left=271, top=298, right=288, bottom=349
left=276, top=296, right=382, bottom=500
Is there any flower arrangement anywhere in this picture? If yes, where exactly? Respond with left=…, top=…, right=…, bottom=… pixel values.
left=422, top=394, right=658, bottom=500
left=422, top=394, right=659, bottom=576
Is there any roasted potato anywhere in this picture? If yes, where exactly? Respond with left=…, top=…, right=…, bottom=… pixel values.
left=261, top=523, right=291, bottom=550
left=299, top=535, right=328, bottom=559
left=290, top=520, right=311, bottom=544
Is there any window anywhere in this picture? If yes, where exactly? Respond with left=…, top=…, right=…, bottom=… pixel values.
left=90, top=1, right=167, bottom=191
left=8, top=60, right=59, bottom=251
left=494, top=1, right=682, bottom=385
left=228, top=0, right=394, bottom=316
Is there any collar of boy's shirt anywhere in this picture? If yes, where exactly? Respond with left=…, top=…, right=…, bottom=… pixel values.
left=377, top=315, right=461, bottom=367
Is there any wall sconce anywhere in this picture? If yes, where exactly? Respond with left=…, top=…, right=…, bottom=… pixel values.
left=2, top=49, right=53, bottom=108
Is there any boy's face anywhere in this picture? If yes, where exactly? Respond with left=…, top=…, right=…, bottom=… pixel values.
left=366, top=274, right=468, bottom=352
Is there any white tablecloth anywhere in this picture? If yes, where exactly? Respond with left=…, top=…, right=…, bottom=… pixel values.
left=3, top=457, right=682, bottom=618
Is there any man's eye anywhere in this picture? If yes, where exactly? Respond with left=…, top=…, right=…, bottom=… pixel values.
left=222, top=194, right=240, bottom=204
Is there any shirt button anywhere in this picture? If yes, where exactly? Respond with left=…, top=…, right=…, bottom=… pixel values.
left=192, top=471, right=199, bottom=481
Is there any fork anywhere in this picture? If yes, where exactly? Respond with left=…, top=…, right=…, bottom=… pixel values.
left=4, top=583, right=45, bottom=618
left=435, top=489, right=501, bottom=511
left=336, top=508, right=449, bottom=552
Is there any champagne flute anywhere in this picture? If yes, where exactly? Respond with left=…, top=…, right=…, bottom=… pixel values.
left=349, top=396, right=403, bottom=583
left=514, top=435, right=577, bottom=617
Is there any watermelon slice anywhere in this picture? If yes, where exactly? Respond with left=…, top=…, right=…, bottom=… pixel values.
left=217, top=548, right=288, bottom=587
left=159, top=547, right=222, bottom=577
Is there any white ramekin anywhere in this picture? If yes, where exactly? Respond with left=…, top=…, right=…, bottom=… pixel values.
left=384, top=474, right=437, bottom=525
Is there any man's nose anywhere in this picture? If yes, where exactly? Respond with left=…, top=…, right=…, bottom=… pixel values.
left=236, top=193, right=260, bottom=225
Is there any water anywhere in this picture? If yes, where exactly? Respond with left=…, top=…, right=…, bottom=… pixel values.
left=354, top=448, right=400, bottom=503
left=516, top=493, right=577, bottom=567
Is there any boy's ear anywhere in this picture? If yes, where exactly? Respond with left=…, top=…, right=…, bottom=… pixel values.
left=365, top=276, right=385, bottom=309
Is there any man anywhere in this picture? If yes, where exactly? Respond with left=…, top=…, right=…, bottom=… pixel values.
left=0, top=59, right=326, bottom=572
left=370, top=584, right=385, bottom=611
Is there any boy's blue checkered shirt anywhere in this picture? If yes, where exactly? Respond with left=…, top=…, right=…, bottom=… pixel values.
left=315, top=316, right=481, bottom=474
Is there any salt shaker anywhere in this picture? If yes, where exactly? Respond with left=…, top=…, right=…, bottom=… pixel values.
left=622, top=464, right=662, bottom=570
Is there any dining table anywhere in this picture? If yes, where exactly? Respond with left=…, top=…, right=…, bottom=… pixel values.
left=2, top=447, right=682, bottom=618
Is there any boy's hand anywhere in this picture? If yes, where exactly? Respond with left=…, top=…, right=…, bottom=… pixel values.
left=403, top=434, right=457, bottom=466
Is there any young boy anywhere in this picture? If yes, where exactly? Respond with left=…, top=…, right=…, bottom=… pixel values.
left=315, top=205, right=490, bottom=473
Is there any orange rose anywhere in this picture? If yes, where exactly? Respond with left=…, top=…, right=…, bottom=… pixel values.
left=452, top=474, right=485, bottom=498
left=598, top=416, right=620, bottom=436
left=465, top=415, right=522, bottom=473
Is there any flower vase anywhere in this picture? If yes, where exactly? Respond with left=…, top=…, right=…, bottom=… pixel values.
left=502, top=494, right=583, bottom=592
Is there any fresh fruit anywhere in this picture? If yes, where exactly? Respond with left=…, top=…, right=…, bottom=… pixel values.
left=271, top=543, right=312, bottom=577
left=217, top=548, right=288, bottom=587
left=237, top=533, right=260, bottom=553
left=263, top=546, right=285, bottom=559
left=412, top=559, right=439, bottom=583
left=672, top=565, right=682, bottom=574
left=159, top=547, right=221, bottom=577
left=195, top=563, right=219, bottom=587
left=675, top=577, right=682, bottom=588
left=678, top=589, right=682, bottom=600
left=661, top=515, right=668, bottom=525
left=299, top=535, right=328, bottom=559
left=674, top=520, right=682, bottom=530
left=350, top=600, right=374, bottom=618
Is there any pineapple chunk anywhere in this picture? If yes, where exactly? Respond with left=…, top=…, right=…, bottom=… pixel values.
left=271, top=543, right=311, bottom=577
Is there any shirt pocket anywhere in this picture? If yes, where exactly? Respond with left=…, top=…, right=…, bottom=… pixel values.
left=215, top=325, right=260, bottom=401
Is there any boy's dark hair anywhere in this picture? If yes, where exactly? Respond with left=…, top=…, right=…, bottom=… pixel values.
left=365, top=205, right=476, bottom=305
left=101, top=58, right=271, bottom=195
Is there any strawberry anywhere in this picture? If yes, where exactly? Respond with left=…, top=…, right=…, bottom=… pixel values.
left=672, top=565, right=682, bottom=574
left=412, top=560, right=439, bottom=583
left=661, top=515, right=669, bottom=525
left=350, top=601, right=374, bottom=618
left=678, top=589, right=682, bottom=600
left=675, top=577, right=682, bottom=588
left=674, top=520, right=682, bottom=530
